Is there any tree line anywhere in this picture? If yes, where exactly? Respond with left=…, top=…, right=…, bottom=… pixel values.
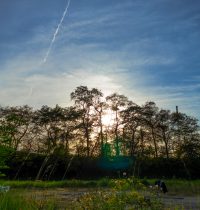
left=1, top=86, right=199, bottom=160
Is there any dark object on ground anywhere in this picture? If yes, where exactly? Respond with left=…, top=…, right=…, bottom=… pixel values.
left=155, top=180, right=168, bottom=193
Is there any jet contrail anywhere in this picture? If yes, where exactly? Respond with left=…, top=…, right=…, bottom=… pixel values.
left=43, top=0, right=71, bottom=63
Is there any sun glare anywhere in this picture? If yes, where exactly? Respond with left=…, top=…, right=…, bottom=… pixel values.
left=102, top=110, right=115, bottom=127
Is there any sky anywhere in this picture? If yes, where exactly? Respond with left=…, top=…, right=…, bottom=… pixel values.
left=0, top=0, right=200, bottom=120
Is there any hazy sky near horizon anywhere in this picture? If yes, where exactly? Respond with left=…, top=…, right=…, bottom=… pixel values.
left=0, top=0, right=200, bottom=119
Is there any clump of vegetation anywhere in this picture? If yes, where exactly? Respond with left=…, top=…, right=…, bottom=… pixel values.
left=0, top=146, right=13, bottom=178
left=0, top=190, right=57, bottom=210
left=0, top=179, right=111, bottom=189
left=70, top=178, right=163, bottom=210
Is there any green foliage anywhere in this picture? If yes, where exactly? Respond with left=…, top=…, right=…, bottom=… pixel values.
left=0, top=86, right=200, bottom=180
left=134, top=157, right=200, bottom=179
left=0, top=190, right=57, bottom=210
left=0, top=146, right=13, bottom=177
left=4, top=151, right=200, bottom=179
left=0, top=179, right=199, bottom=209
left=0, top=179, right=111, bottom=189
left=1, top=178, right=200, bottom=196
left=0, top=124, right=13, bottom=145
left=70, top=178, right=163, bottom=210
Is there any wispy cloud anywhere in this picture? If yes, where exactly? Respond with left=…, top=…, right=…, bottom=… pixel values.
left=0, top=0, right=200, bottom=121
left=43, top=0, right=71, bottom=63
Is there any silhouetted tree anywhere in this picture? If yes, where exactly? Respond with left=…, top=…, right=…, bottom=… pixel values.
left=71, top=86, right=103, bottom=156
left=171, top=111, right=199, bottom=158
left=34, top=105, right=66, bottom=153
left=142, top=102, right=159, bottom=158
left=106, top=93, right=129, bottom=156
left=0, top=105, right=33, bottom=151
left=120, top=102, right=142, bottom=156
left=156, top=109, right=171, bottom=159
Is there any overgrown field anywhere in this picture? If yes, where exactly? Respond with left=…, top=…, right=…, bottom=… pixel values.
left=0, top=178, right=200, bottom=209
left=1, top=178, right=200, bottom=195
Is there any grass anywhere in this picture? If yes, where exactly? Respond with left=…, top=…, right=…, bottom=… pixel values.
left=0, top=178, right=200, bottom=209
left=165, top=179, right=200, bottom=195
left=0, top=179, right=164, bottom=210
left=145, top=179, right=200, bottom=195
left=0, top=189, right=57, bottom=210
left=1, top=178, right=200, bottom=195
left=0, top=178, right=113, bottom=189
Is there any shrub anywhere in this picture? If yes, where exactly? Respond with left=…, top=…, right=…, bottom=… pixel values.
left=70, top=178, right=163, bottom=210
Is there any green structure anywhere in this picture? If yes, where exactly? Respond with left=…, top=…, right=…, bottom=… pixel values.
left=99, top=138, right=135, bottom=172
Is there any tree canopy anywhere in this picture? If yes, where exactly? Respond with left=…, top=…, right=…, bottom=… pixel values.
left=0, top=86, right=199, bottom=160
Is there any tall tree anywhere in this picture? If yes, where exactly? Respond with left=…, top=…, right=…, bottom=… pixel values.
left=106, top=93, right=129, bottom=156
left=170, top=111, right=199, bottom=158
left=34, top=105, right=66, bottom=153
left=71, top=86, right=103, bottom=156
left=142, top=102, right=159, bottom=158
left=93, top=101, right=108, bottom=156
left=60, top=106, right=81, bottom=155
left=0, top=105, right=33, bottom=151
left=156, top=109, right=171, bottom=159
left=120, top=102, right=142, bottom=156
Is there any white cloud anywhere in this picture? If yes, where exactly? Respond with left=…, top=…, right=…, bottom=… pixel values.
left=0, top=2, right=199, bottom=122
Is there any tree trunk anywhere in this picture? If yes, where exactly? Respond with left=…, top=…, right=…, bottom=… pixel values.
left=131, top=130, right=135, bottom=156
left=162, top=129, right=169, bottom=159
left=151, top=127, right=158, bottom=158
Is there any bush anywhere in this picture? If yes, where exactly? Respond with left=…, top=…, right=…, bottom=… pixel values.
left=70, top=178, right=163, bottom=210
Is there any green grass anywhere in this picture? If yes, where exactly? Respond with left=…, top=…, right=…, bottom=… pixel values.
left=1, top=178, right=200, bottom=195
left=0, top=190, right=57, bottom=210
left=0, top=179, right=164, bottom=210
left=166, top=179, right=200, bottom=195
left=0, top=178, right=114, bottom=189
left=145, top=179, right=200, bottom=195
left=1, top=179, right=199, bottom=209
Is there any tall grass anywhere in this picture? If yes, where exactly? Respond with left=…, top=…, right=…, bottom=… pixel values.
left=0, top=178, right=113, bottom=189
left=0, top=190, right=57, bottom=210
left=1, top=178, right=198, bottom=209
left=146, top=179, right=200, bottom=195
left=1, top=178, right=200, bottom=195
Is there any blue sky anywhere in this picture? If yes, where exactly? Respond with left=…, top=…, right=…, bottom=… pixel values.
left=0, top=0, right=200, bottom=119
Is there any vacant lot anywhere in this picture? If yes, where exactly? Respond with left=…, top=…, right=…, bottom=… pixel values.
left=17, top=187, right=200, bottom=209
left=1, top=179, right=200, bottom=209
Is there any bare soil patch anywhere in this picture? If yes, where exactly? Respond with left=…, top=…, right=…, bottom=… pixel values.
left=24, top=188, right=200, bottom=210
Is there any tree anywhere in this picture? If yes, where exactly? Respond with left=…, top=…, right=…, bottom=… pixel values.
left=142, top=102, right=159, bottom=158
left=60, top=106, right=81, bottom=155
left=93, top=101, right=108, bottom=156
left=179, top=134, right=200, bottom=159
left=106, top=93, right=129, bottom=156
left=170, top=111, right=199, bottom=158
left=71, top=86, right=103, bottom=156
left=34, top=105, right=77, bottom=154
left=120, top=102, right=142, bottom=156
left=0, top=146, right=13, bottom=177
left=156, top=109, right=171, bottom=159
left=0, top=105, right=33, bottom=151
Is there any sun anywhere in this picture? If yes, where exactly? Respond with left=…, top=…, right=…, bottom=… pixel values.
left=101, top=110, right=115, bottom=127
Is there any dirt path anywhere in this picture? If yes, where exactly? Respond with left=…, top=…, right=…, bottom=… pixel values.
left=24, top=188, right=200, bottom=210
left=161, top=194, right=200, bottom=210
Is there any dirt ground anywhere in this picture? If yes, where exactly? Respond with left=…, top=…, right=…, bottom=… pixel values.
left=25, top=188, right=200, bottom=210
left=160, top=194, right=200, bottom=210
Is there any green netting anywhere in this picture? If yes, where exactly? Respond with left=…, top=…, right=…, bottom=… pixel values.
left=98, top=156, right=135, bottom=170
left=99, top=139, right=135, bottom=170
